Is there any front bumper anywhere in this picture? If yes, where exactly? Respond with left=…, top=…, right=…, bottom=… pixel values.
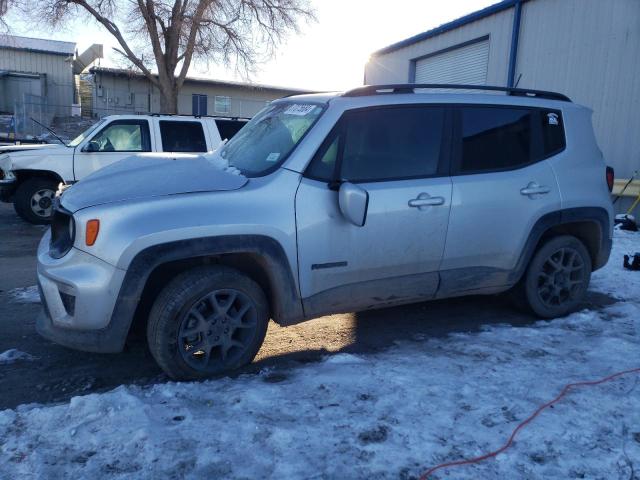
left=36, top=230, right=129, bottom=353
left=0, top=179, right=16, bottom=202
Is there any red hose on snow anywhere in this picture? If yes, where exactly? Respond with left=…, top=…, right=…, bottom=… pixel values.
left=420, top=367, right=640, bottom=479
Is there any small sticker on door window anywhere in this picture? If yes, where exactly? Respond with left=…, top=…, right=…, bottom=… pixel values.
left=284, top=104, right=316, bottom=116
left=547, top=113, right=559, bottom=125
left=266, top=152, right=281, bottom=163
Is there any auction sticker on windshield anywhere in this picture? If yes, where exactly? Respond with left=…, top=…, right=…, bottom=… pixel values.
left=284, top=104, right=317, bottom=116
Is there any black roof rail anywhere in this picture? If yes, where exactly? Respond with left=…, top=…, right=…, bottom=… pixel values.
left=342, top=84, right=571, bottom=102
left=136, top=112, right=251, bottom=120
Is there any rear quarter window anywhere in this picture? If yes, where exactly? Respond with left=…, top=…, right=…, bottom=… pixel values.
left=540, top=109, right=566, bottom=156
left=159, top=121, right=207, bottom=152
left=215, top=119, right=247, bottom=141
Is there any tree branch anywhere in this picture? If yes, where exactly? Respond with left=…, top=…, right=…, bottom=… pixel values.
left=66, top=0, right=160, bottom=87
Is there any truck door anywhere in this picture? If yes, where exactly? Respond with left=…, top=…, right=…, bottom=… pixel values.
left=73, top=119, right=152, bottom=180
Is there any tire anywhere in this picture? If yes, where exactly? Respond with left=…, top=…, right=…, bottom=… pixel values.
left=147, top=266, right=269, bottom=380
left=516, top=235, right=592, bottom=319
left=14, top=177, right=58, bottom=224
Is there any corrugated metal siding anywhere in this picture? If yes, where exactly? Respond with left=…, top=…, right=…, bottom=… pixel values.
left=365, top=7, right=513, bottom=86
left=415, top=39, right=489, bottom=85
left=0, top=47, right=74, bottom=115
left=516, top=0, right=640, bottom=178
left=90, top=73, right=296, bottom=118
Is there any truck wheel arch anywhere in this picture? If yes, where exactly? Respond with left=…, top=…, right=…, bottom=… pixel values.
left=14, top=169, right=65, bottom=186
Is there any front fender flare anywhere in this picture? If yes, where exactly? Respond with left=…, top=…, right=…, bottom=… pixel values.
left=104, top=235, right=303, bottom=351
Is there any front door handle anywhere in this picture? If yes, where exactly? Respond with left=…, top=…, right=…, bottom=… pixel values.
left=408, top=192, right=445, bottom=210
left=520, top=182, right=551, bottom=197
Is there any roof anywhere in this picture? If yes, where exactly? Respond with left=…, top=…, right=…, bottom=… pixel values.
left=0, top=34, right=75, bottom=56
left=372, top=0, right=526, bottom=56
left=89, top=67, right=313, bottom=94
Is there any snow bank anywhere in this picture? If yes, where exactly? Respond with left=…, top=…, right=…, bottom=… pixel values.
left=0, top=349, right=36, bottom=364
left=8, top=285, right=40, bottom=304
left=0, top=230, right=639, bottom=479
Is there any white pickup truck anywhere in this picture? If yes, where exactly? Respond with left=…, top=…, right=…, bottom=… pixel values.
left=0, top=114, right=247, bottom=223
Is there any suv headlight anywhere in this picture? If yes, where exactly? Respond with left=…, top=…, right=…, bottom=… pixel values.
left=49, top=207, right=76, bottom=259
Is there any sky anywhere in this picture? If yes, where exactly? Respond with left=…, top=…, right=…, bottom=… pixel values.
left=4, top=0, right=496, bottom=91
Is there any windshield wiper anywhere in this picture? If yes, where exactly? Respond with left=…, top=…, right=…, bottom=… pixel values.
left=30, top=117, right=68, bottom=146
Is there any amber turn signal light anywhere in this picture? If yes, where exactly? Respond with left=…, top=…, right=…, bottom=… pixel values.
left=85, top=219, right=100, bottom=246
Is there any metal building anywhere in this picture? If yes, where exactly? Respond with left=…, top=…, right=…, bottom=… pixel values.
left=365, top=0, right=640, bottom=205
left=0, top=35, right=77, bottom=115
left=87, top=67, right=312, bottom=119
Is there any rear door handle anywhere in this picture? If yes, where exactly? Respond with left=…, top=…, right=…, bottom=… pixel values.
left=408, top=193, right=445, bottom=209
left=520, top=182, right=551, bottom=197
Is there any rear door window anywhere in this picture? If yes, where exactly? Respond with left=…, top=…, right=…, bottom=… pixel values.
left=458, top=107, right=533, bottom=173
left=159, top=121, right=207, bottom=152
left=454, top=106, right=566, bottom=175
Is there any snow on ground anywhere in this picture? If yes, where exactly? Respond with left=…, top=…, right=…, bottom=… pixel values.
left=1, top=230, right=639, bottom=479
left=0, top=349, right=36, bottom=365
left=8, top=285, right=40, bottom=304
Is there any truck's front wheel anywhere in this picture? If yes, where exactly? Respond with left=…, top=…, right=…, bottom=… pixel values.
left=147, top=266, right=269, bottom=380
left=14, top=177, right=58, bottom=224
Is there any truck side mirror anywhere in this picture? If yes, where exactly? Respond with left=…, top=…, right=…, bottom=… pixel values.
left=338, top=182, right=369, bottom=227
left=84, top=141, right=100, bottom=152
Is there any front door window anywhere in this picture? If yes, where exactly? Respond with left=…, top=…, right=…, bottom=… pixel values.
left=87, top=120, right=150, bottom=152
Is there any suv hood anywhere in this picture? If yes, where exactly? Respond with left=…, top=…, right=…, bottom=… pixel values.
left=60, top=153, right=248, bottom=212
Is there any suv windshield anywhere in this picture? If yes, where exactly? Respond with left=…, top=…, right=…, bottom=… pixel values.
left=219, top=101, right=324, bottom=176
left=67, top=119, right=106, bottom=148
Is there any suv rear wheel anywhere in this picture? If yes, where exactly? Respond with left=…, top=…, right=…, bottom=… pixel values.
left=14, top=177, right=58, bottom=224
left=147, top=266, right=269, bottom=380
left=518, top=235, right=592, bottom=318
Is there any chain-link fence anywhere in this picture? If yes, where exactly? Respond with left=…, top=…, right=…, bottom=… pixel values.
left=0, top=94, right=272, bottom=145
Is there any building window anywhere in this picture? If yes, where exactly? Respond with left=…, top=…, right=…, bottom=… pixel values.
left=215, top=96, right=231, bottom=114
left=192, top=94, right=207, bottom=116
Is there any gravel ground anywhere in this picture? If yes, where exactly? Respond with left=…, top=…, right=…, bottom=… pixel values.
left=0, top=202, right=616, bottom=411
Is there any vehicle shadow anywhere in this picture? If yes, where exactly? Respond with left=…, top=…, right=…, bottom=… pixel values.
left=246, top=289, right=616, bottom=373
left=1, top=290, right=616, bottom=410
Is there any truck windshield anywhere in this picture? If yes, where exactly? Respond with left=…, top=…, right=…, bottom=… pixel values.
left=220, top=102, right=325, bottom=176
left=67, top=120, right=106, bottom=148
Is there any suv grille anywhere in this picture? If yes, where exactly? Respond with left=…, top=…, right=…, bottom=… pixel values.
left=49, top=206, right=75, bottom=259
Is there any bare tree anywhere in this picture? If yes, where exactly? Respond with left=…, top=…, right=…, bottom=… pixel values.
left=23, top=0, right=314, bottom=113
left=0, top=0, right=11, bottom=30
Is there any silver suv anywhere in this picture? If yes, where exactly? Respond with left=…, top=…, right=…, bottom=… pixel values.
left=36, top=84, right=614, bottom=380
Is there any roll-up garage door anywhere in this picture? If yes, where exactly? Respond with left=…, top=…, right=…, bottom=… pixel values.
left=414, top=39, right=489, bottom=85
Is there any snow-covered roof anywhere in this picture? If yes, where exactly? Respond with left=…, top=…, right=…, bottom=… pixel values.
left=0, top=34, right=75, bottom=56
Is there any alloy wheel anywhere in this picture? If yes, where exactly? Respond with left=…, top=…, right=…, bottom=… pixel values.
left=536, top=247, right=586, bottom=308
left=178, top=289, right=258, bottom=372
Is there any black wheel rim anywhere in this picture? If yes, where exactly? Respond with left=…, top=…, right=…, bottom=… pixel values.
left=178, top=289, right=257, bottom=372
left=536, top=247, right=585, bottom=308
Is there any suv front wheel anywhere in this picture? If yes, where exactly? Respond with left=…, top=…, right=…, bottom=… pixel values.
left=147, top=266, right=269, bottom=380
left=518, top=235, right=592, bottom=319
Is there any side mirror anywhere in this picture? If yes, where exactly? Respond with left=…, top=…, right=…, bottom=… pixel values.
left=338, top=182, right=369, bottom=227
left=84, top=141, right=100, bottom=152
